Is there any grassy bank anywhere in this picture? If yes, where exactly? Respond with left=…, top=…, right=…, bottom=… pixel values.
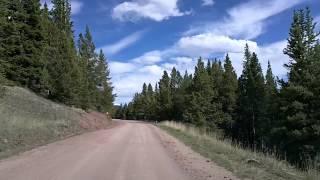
left=0, top=86, right=110, bottom=159
left=160, top=121, right=318, bottom=180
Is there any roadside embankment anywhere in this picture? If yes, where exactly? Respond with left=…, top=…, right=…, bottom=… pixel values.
left=0, top=86, right=112, bottom=159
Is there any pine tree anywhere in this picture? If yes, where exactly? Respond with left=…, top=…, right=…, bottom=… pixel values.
left=278, top=8, right=320, bottom=165
left=95, top=50, right=114, bottom=112
left=283, top=10, right=308, bottom=83
left=220, top=54, right=238, bottom=135
left=147, top=83, right=153, bottom=97
left=158, top=71, right=172, bottom=120
left=211, top=59, right=224, bottom=90
left=1, top=0, right=23, bottom=83
left=263, top=61, right=279, bottom=146
left=146, top=83, right=156, bottom=120
left=0, top=0, right=7, bottom=67
left=184, top=57, right=220, bottom=128
left=51, top=0, right=72, bottom=34
left=170, top=67, right=179, bottom=93
left=76, top=33, right=90, bottom=108
left=308, top=45, right=320, bottom=161
left=38, top=3, right=52, bottom=93
left=210, top=60, right=224, bottom=128
left=0, top=0, right=114, bottom=110
left=304, top=7, right=318, bottom=53
left=85, top=26, right=98, bottom=100
left=236, top=44, right=252, bottom=143
left=142, top=83, right=147, bottom=96
left=0, top=0, right=45, bottom=89
left=78, top=26, right=99, bottom=108
left=236, top=45, right=265, bottom=147
left=132, top=92, right=145, bottom=120
left=176, top=71, right=192, bottom=122
left=0, top=0, right=9, bottom=83
left=42, top=0, right=81, bottom=105
left=206, top=59, right=212, bottom=75
left=170, top=67, right=183, bottom=120
left=21, top=0, right=45, bottom=87
left=248, top=52, right=266, bottom=147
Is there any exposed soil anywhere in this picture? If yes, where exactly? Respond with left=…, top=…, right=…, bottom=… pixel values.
left=154, top=126, right=239, bottom=180
left=79, top=111, right=113, bottom=130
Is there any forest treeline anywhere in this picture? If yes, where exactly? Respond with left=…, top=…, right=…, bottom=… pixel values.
left=0, top=0, right=114, bottom=112
left=115, top=8, right=320, bottom=168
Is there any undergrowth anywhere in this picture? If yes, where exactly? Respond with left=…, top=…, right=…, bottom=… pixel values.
left=160, top=121, right=319, bottom=180
left=0, top=86, right=85, bottom=159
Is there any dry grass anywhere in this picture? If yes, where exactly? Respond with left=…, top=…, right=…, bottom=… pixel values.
left=0, top=86, right=86, bottom=159
left=160, top=121, right=319, bottom=180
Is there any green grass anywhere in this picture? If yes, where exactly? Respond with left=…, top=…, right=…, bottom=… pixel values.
left=160, top=121, right=319, bottom=180
left=0, top=86, right=87, bottom=159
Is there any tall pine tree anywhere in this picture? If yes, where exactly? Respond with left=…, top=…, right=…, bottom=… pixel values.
left=277, top=8, right=320, bottom=165
left=236, top=45, right=266, bottom=147
left=220, top=54, right=238, bottom=136
left=158, top=71, right=172, bottom=120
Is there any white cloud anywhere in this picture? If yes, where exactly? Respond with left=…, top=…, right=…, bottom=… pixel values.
left=132, top=50, right=164, bottom=64
left=316, top=16, right=320, bottom=23
left=110, top=61, right=162, bottom=104
left=113, top=72, right=158, bottom=103
left=164, top=57, right=196, bottom=74
left=258, top=40, right=288, bottom=77
left=228, top=40, right=288, bottom=77
left=109, top=62, right=137, bottom=75
left=202, top=0, right=215, bottom=6
left=109, top=61, right=154, bottom=103
left=112, top=0, right=189, bottom=22
left=175, top=33, right=258, bottom=57
left=138, top=65, right=163, bottom=75
left=40, top=0, right=83, bottom=15
left=100, top=31, right=145, bottom=55
left=187, top=0, right=303, bottom=39
left=111, top=54, right=197, bottom=104
left=315, top=16, right=320, bottom=31
left=71, top=1, right=83, bottom=15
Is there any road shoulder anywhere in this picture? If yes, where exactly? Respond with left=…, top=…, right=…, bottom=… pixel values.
left=152, top=125, right=238, bottom=180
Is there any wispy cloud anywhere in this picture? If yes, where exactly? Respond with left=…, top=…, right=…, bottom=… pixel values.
left=315, top=15, right=320, bottom=30
left=71, top=1, right=83, bottom=15
left=132, top=51, right=164, bottom=64
left=186, top=0, right=303, bottom=39
left=100, top=30, right=145, bottom=55
left=109, top=62, right=137, bottom=75
left=112, top=0, right=190, bottom=22
left=202, top=0, right=215, bottom=7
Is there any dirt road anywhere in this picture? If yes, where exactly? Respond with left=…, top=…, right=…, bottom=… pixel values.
left=0, top=121, right=236, bottom=180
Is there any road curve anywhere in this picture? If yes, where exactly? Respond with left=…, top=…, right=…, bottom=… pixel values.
left=0, top=121, right=191, bottom=180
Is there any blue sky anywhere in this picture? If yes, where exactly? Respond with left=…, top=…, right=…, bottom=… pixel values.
left=41, top=0, right=320, bottom=104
